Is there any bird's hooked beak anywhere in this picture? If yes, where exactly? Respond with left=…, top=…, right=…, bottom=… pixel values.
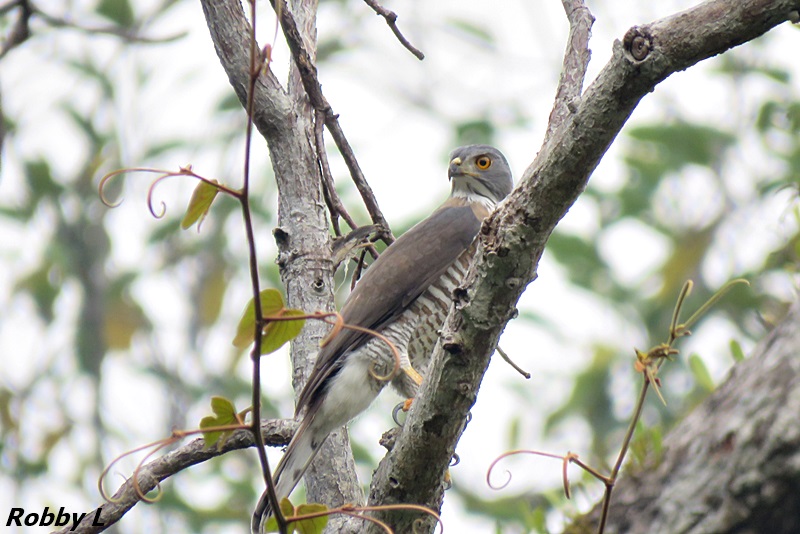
left=448, top=156, right=463, bottom=181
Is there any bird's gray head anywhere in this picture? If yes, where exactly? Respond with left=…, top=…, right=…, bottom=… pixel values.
left=448, top=144, right=513, bottom=206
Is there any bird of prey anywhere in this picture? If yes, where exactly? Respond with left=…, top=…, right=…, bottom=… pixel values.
left=252, top=144, right=513, bottom=533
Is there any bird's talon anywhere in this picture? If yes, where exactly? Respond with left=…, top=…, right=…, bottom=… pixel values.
left=463, top=411, right=473, bottom=430
left=392, top=402, right=406, bottom=426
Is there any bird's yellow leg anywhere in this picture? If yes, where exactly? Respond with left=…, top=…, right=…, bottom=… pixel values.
left=401, top=366, right=424, bottom=411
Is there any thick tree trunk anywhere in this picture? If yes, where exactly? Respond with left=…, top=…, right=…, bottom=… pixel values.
left=565, top=302, right=800, bottom=534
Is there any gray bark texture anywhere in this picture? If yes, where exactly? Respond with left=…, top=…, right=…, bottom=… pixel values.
left=567, top=302, right=800, bottom=534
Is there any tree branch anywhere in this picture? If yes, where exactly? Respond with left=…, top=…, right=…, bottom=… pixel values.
left=200, top=0, right=290, bottom=138
left=543, top=0, right=594, bottom=143
left=0, top=0, right=30, bottom=59
left=362, top=0, right=425, bottom=60
left=32, top=4, right=187, bottom=44
left=314, top=109, right=359, bottom=237
left=269, top=0, right=395, bottom=244
left=54, top=420, right=296, bottom=534
left=362, top=0, right=800, bottom=531
left=0, top=0, right=186, bottom=60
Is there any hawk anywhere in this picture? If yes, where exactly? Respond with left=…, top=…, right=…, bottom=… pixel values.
left=252, top=144, right=513, bottom=532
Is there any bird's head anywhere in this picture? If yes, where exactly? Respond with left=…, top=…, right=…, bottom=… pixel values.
left=448, top=144, right=513, bottom=206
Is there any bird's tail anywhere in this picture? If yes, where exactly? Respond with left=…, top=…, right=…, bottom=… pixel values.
left=251, top=414, right=327, bottom=534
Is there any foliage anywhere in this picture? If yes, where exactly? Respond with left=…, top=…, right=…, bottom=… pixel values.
left=263, top=499, right=329, bottom=534
left=199, top=396, right=245, bottom=449
left=232, top=289, right=306, bottom=355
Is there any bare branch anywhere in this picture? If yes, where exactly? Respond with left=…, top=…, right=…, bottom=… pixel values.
left=315, top=110, right=358, bottom=236
left=0, top=0, right=188, bottom=51
left=543, top=0, right=595, bottom=143
left=54, top=420, right=296, bottom=534
left=34, top=12, right=187, bottom=43
left=362, top=0, right=425, bottom=60
left=0, top=0, right=31, bottom=59
left=316, top=110, right=384, bottom=267
left=331, top=225, right=384, bottom=270
left=269, top=0, right=395, bottom=244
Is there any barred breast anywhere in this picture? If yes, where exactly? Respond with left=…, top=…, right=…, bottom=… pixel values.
left=355, top=242, right=476, bottom=398
left=391, top=243, right=476, bottom=397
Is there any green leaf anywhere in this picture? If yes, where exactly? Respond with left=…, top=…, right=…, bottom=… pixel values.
left=14, top=263, right=60, bottom=322
left=258, top=484, right=329, bottom=533
left=199, top=396, right=239, bottom=449
left=456, top=487, right=553, bottom=530
left=729, top=339, right=746, bottom=363
left=544, top=347, right=616, bottom=459
left=756, top=100, right=779, bottom=133
left=506, top=415, right=521, bottom=450
left=261, top=309, right=306, bottom=355
left=688, top=353, right=715, bottom=392
left=65, top=60, right=115, bottom=99
left=714, top=55, right=791, bottom=84
left=546, top=230, right=609, bottom=292
left=264, top=498, right=297, bottom=532
left=232, top=289, right=287, bottom=349
left=181, top=180, right=220, bottom=231
left=96, top=0, right=135, bottom=27
left=317, top=37, right=348, bottom=62
left=25, top=160, right=63, bottom=199
left=529, top=507, right=547, bottom=534
left=103, top=291, right=150, bottom=351
left=61, top=103, right=104, bottom=146
left=788, top=102, right=800, bottom=133
left=292, top=503, right=329, bottom=534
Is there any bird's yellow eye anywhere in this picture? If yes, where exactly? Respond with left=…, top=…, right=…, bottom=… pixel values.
left=476, top=156, right=492, bottom=170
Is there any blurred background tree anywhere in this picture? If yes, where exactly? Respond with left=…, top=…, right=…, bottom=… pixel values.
left=1, top=0, right=797, bottom=533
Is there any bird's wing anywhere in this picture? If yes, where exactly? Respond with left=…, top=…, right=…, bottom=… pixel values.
left=295, top=203, right=482, bottom=413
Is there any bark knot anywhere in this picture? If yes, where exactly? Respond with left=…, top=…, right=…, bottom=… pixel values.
left=623, top=26, right=652, bottom=61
